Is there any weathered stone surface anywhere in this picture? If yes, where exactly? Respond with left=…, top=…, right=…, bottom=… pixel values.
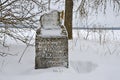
left=40, top=10, right=61, bottom=29
left=35, top=11, right=68, bottom=69
left=35, top=37, right=68, bottom=68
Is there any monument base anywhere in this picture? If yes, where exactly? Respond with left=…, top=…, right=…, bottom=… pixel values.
left=35, top=36, right=68, bottom=69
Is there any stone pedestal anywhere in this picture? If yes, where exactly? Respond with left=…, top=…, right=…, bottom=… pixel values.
left=35, top=11, right=68, bottom=69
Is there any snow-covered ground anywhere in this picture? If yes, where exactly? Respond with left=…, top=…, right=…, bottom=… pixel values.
left=0, top=29, right=120, bottom=80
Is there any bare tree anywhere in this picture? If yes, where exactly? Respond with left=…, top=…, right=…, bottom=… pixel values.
left=64, top=0, right=120, bottom=39
left=65, top=0, right=73, bottom=39
left=0, top=0, right=120, bottom=45
left=0, top=0, right=48, bottom=46
left=75, top=0, right=120, bottom=18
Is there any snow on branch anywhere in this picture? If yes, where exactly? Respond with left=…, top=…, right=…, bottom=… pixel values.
left=74, top=0, right=120, bottom=18
left=0, top=51, right=17, bottom=57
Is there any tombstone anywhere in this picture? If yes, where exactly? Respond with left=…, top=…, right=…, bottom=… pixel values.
left=35, top=11, right=68, bottom=69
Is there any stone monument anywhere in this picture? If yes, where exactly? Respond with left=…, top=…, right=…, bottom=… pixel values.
left=35, top=11, right=68, bottom=69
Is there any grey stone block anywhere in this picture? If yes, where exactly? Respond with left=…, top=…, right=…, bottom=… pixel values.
left=35, top=11, right=68, bottom=69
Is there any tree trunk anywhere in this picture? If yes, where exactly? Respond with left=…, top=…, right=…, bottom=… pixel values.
left=64, top=0, right=73, bottom=39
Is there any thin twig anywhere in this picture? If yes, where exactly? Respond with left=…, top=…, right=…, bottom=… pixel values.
left=0, top=51, right=17, bottom=57
left=18, top=34, right=34, bottom=63
left=18, top=45, right=29, bottom=63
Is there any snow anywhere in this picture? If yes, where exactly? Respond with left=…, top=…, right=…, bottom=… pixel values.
left=39, top=29, right=66, bottom=37
left=1, top=0, right=120, bottom=80
left=0, top=29, right=120, bottom=80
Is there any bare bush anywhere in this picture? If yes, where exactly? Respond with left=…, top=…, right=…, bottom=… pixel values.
left=0, top=0, right=48, bottom=46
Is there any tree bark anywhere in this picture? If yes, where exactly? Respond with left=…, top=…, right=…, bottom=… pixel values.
left=64, top=0, right=73, bottom=39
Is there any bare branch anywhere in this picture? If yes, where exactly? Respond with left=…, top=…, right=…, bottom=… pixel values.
left=0, top=0, right=9, bottom=6
left=0, top=51, right=17, bottom=57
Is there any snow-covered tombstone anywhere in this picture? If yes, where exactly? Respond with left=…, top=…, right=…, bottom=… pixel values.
left=35, top=11, right=68, bottom=69
left=40, top=11, right=61, bottom=29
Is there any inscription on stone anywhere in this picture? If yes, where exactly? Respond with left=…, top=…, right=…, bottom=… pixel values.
left=35, top=11, right=68, bottom=69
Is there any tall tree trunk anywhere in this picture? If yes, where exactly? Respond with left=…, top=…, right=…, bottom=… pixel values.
left=64, top=0, right=73, bottom=39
